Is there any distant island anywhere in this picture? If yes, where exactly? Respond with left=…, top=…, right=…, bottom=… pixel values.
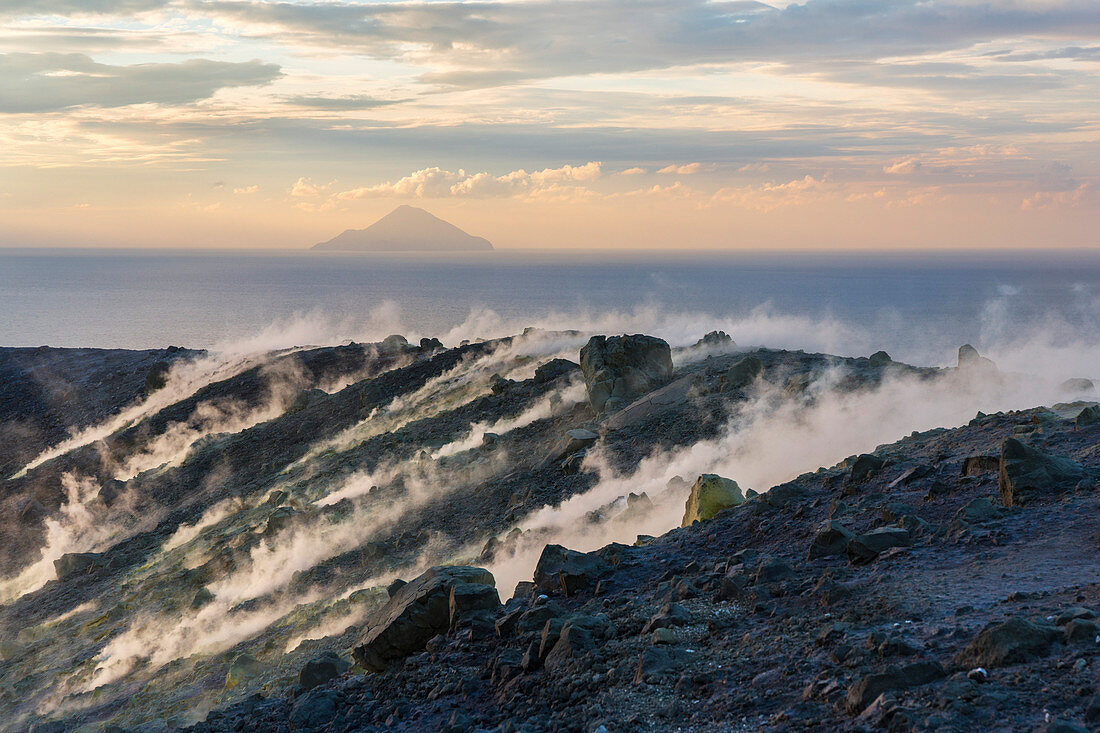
left=312, top=205, right=493, bottom=252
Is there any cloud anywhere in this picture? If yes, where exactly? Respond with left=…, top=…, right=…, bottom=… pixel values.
left=284, top=94, right=405, bottom=110
left=884, top=158, right=922, bottom=175
left=0, top=0, right=169, bottom=15
left=188, top=0, right=1100, bottom=90
left=0, top=53, right=281, bottom=113
left=618, top=167, right=647, bottom=176
left=233, top=185, right=259, bottom=194
left=334, top=161, right=602, bottom=200
left=1022, top=182, right=1092, bottom=210
left=710, top=174, right=830, bottom=211
left=657, top=162, right=708, bottom=175
left=289, top=177, right=330, bottom=197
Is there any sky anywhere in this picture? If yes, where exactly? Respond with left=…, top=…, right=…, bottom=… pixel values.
left=0, top=0, right=1098, bottom=250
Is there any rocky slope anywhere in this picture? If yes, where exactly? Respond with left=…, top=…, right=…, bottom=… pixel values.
left=0, top=331, right=1097, bottom=732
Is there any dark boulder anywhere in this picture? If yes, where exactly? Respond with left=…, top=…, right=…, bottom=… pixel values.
left=352, top=566, right=495, bottom=672
left=419, top=337, right=444, bottom=351
left=543, top=624, right=597, bottom=672
left=533, top=545, right=610, bottom=596
left=643, top=603, right=692, bottom=633
left=763, top=481, right=808, bottom=509
left=957, top=344, right=997, bottom=373
left=379, top=334, right=409, bottom=355
left=694, top=330, right=734, bottom=348
left=449, top=583, right=500, bottom=627
left=1076, top=405, right=1100, bottom=429
left=845, top=661, right=946, bottom=713
left=579, top=334, right=673, bottom=413
left=998, top=438, right=1084, bottom=507
left=808, top=521, right=855, bottom=559
left=849, top=454, right=885, bottom=483
left=299, top=651, right=351, bottom=691
left=868, top=351, right=892, bottom=367
left=846, top=528, right=910, bottom=564
left=722, top=355, right=763, bottom=391
left=54, top=552, right=107, bottom=580
left=533, top=358, right=579, bottom=384
left=954, top=616, right=1061, bottom=668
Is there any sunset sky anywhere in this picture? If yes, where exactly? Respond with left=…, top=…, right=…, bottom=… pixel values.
left=1, top=0, right=1098, bottom=249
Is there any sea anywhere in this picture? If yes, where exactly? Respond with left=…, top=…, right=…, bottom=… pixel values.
left=2, top=247, right=1099, bottom=371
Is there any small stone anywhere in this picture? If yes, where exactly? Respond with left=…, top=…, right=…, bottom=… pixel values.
left=651, top=628, right=677, bottom=644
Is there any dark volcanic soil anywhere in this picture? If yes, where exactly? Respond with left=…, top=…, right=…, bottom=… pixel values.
left=0, top=335, right=1097, bottom=733
left=188, top=406, right=1100, bottom=733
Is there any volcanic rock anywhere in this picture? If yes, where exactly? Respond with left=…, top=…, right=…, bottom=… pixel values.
left=808, top=520, right=855, bottom=559
left=578, top=334, right=673, bottom=413
left=681, top=474, right=744, bottom=527
left=998, top=438, right=1084, bottom=506
left=353, top=566, right=496, bottom=672
left=846, top=527, right=910, bottom=563
left=954, top=616, right=1061, bottom=668
left=299, top=651, right=351, bottom=691
left=845, top=661, right=946, bottom=714
left=532, top=545, right=610, bottom=596
left=723, top=355, right=763, bottom=391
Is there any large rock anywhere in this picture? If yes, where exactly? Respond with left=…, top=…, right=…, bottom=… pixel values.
left=449, top=583, right=500, bottom=626
left=723, top=356, right=763, bottom=391
left=998, top=438, right=1085, bottom=507
left=533, top=358, right=579, bottom=384
left=694, top=330, right=734, bottom=348
left=808, top=520, right=855, bottom=559
left=298, top=651, right=351, bottom=691
left=533, top=545, right=610, bottom=596
left=225, top=653, right=263, bottom=690
left=845, top=661, right=946, bottom=713
left=579, top=334, right=673, bottom=413
left=54, top=552, right=107, bottom=580
left=681, top=474, right=744, bottom=527
left=955, top=616, right=1061, bottom=668
left=379, top=334, right=410, bottom=355
left=352, top=566, right=496, bottom=672
left=957, top=344, right=997, bottom=372
left=868, top=350, right=892, bottom=367
left=846, top=527, right=910, bottom=563
left=849, top=454, right=885, bottom=483
left=1076, top=405, right=1100, bottom=429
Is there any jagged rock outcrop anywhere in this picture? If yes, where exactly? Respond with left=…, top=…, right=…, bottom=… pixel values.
left=957, top=344, right=997, bottom=373
left=722, top=355, right=763, bottom=391
left=54, top=552, right=107, bottom=580
left=352, top=566, right=497, bottom=672
left=693, top=330, right=734, bottom=349
left=532, top=358, right=578, bottom=384
left=579, top=334, right=673, bottom=413
left=1076, top=405, right=1100, bottom=429
left=533, top=545, right=610, bottom=596
left=868, top=350, right=892, bottom=367
left=998, top=438, right=1084, bottom=506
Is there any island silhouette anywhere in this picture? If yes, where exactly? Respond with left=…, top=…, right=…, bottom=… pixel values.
left=312, top=205, right=493, bottom=252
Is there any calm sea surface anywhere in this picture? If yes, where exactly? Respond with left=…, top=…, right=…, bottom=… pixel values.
left=1, top=248, right=1098, bottom=366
